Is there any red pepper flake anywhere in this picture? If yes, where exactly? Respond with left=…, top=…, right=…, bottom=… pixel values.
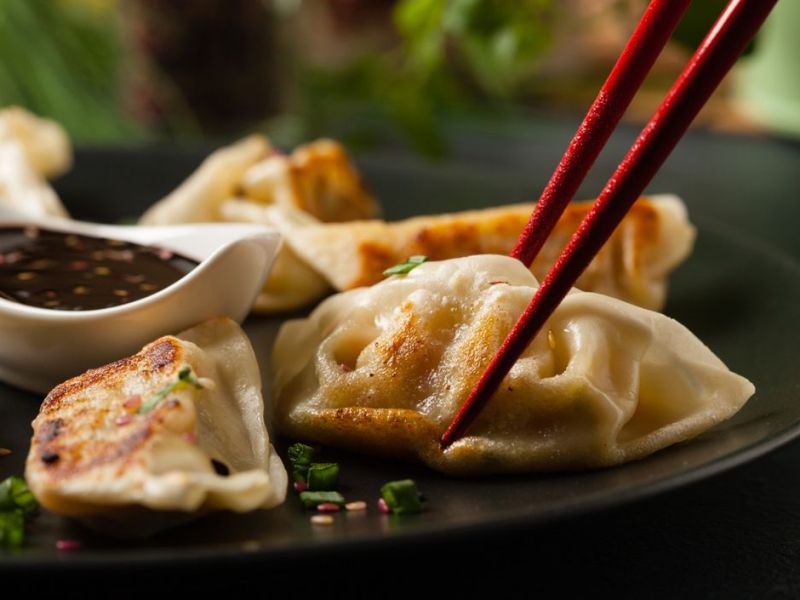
left=377, top=498, right=391, bottom=514
left=489, top=280, right=508, bottom=285
left=69, top=260, right=89, bottom=271
left=56, top=539, right=82, bottom=552
left=293, top=481, right=308, bottom=493
left=114, top=414, right=132, bottom=426
left=123, top=394, right=142, bottom=411
left=338, top=363, right=353, bottom=373
left=317, top=503, right=341, bottom=513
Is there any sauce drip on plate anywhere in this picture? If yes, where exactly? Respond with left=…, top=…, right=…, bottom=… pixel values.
left=0, top=226, right=198, bottom=311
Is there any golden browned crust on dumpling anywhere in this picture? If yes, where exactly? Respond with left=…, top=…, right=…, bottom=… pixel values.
left=266, top=195, right=694, bottom=312
left=284, top=139, right=379, bottom=223
left=26, top=319, right=288, bottom=525
left=29, top=338, right=188, bottom=498
left=327, top=199, right=659, bottom=287
left=272, top=255, right=754, bottom=476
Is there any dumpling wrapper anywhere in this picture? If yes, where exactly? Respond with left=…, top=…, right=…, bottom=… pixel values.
left=25, top=318, right=287, bottom=536
left=272, top=255, right=754, bottom=475
left=229, top=193, right=694, bottom=313
left=239, top=138, right=379, bottom=223
left=0, top=106, right=71, bottom=218
left=0, top=106, right=72, bottom=179
left=139, top=135, right=379, bottom=227
left=0, top=142, right=69, bottom=218
left=139, top=135, right=379, bottom=312
left=139, top=134, right=272, bottom=225
left=219, top=199, right=329, bottom=313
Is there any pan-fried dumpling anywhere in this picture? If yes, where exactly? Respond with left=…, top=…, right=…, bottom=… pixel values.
left=271, top=255, right=753, bottom=475
left=219, top=198, right=329, bottom=313
left=0, top=141, right=69, bottom=218
left=0, top=106, right=72, bottom=179
left=139, top=136, right=379, bottom=311
left=247, top=194, right=694, bottom=312
left=239, top=138, right=379, bottom=222
left=140, top=135, right=379, bottom=226
left=0, top=107, right=71, bottom=218
left=140, top=135, right=272, bottom=225
left=25, top=318, right=287, bottom=535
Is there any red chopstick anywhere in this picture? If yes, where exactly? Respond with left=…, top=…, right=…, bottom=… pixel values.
left=441, top=0, right=779, bottom=449
left=510, top=0, right=691, bottom=267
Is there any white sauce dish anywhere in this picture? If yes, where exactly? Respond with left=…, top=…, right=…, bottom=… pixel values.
left=0, top=209, right=281, bottom=393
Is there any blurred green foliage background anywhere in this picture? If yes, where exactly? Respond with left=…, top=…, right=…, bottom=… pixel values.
left=0, top=0, right=760, bottom=153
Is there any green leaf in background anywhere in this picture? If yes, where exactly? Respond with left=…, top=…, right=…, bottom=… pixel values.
left=0, top=0, right=140, bottom=142
left=299, top=0, right=554, bottom=156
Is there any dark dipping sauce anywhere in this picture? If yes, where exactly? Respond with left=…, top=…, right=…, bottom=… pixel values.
left=0, top=226, right=198, bottom=311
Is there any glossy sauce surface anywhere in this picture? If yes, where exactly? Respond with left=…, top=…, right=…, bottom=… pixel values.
left=0, top=226, right=197, bottom=311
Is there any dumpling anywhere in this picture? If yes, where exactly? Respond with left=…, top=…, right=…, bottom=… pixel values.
left=219, top=198, right=329, bottom=313
left=25, top=318, right=287, bottom=535
left=0, top=106, right=71, bottom=218
left=0, top=142, right=69, bottom=218
left=0, top=106, right=72, bottom=179
left=140, top=135, right=379, bottom=226
left=239, top=138, right=379, bottom=223
left=245, top=194, right=694, bottom=312
left=139, top=135, right=380, bottom=310
left=271, top=255, right=753, bottom=475
left=140, top=135, right=272, bottom=225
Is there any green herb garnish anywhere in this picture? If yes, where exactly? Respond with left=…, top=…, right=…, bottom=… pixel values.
left=307, top=463, right=340, bottom=491
left=380, top=479, right=423, bottom=515
left=382, top=255, right=428, bottom=277
left=0, top=476, right=37, bottom=516
left=138, top=367, right=203, bottom=415
left=299, top=491, right=346, bottom=510
left=0, top=476, right=37, bottom=550
left=0, top=510, right=25, bottom=550
left=287, top=443, right=316, bottom=483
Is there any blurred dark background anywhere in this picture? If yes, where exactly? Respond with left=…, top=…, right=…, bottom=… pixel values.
left=1, top=0, right=797, bottom=155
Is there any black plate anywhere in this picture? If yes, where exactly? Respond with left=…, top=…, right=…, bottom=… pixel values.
left=2, top=119, right=800, bottom=568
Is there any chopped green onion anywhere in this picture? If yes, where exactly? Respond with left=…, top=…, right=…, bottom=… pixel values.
left=307, top=463, right=339, bottom=491
left=380, top=479, right=423, bottom=515
left=287, top=443, right=315, bottom=482
left=0, top=476, right=37, bottom=516
left=299, top=491, right=346, bottom=510
left=138, top=366, right=203, bottom=414
left=382, top=255, right=428, bottom=277
left=0, top=476, right=37, bottom=549
left=0, top=510, right=25, bottom=550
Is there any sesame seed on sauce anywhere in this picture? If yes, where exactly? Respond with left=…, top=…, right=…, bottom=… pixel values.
left=0, top=227, right=197, bottom=311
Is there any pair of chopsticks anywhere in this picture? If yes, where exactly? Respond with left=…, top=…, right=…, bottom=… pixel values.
left=441, top=0, right=779, bottom=448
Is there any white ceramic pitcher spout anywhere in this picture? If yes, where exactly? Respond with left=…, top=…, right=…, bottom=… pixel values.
left=0, top=209, right=281, bottom=393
